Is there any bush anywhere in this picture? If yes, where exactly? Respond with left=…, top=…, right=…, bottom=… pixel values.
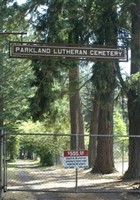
left=40, top=151, right=54, bottom=166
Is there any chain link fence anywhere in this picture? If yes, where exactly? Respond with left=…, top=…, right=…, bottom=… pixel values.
left=5, top=133, right=134, bottom=193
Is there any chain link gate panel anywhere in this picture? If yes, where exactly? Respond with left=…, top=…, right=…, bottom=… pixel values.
left=6, top=133, right=78, bottom=192
left=5, top=132, right=140, bottom=195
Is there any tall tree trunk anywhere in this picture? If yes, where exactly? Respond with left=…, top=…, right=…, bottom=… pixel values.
left=78, top=96, right=85, bottom=149
left=124, top=90, right=140, bottom=178
left=124, top=0, right=140, bottom=179
left=0, top=97, right=3, bottom=198
left=69, top=63, right=85, bottom=150
left=88, top=99, right=100, bottom=168
left=90, top=0, right=118, bottom=174
left=67, top=0, right=86, bottom=150
left=92, top=74, right=115, bottom=174
left=93, top=104, right=114, bottom=174
left=0, top=50, right=4, bottom=199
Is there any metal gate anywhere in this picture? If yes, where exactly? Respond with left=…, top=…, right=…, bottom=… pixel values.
left=3, top=131, right=140, bottom=196
left=6, top=132, right=80, bottom=193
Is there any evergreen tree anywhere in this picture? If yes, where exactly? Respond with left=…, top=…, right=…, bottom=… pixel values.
left=24, top=0, right=86, bottom=149
left=123, top=0, right=140, bottom=179
left=86, top=0, right=118, bottom=173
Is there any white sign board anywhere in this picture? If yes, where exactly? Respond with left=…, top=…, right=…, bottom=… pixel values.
left=63, top=150, right=89, bottom=169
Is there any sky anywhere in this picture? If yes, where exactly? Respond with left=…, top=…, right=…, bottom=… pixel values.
left=120, top=61, right=130, bottom=76
left=119, top=50, right=131, bottom=75
left=16, top=0, right=26, bottom=5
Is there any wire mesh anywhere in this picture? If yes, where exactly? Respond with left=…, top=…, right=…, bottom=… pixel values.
left=5, top=132, right=140, bottom=194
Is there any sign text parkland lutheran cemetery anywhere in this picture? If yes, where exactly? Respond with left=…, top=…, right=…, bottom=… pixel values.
left=9, top=42, right=127, bottom=61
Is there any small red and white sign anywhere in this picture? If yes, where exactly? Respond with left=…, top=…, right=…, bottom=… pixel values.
left=63, top=150, right=89, bottom=169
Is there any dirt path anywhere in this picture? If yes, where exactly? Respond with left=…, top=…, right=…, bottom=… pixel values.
left=3, top=160, right=140, bottom=200
left=3, top=190, right=140, bottom=200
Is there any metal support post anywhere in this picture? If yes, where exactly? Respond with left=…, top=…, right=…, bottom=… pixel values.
left=3, top=131, right=7, bottom=192
left=0, top=129, right=4, bottom=199
left=75, top=133, right=79, bottom=192
left=122, top=140, right=125, bottom=174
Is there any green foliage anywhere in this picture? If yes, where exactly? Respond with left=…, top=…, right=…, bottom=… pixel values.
left=18, top=120, right=46, bottom=133
left=114, top=109, right=127, bottom=136
left=29, top=59, right=65, bottom=121
left=17, top=117, right=70, bottom=166
left=1, top=0, right=132, bottom=168
left=127, top=72, right=140, bottom=95
left=7, top=135, right=20, bottom=160
left=40, top=152, right=53, bottom=166
left=91, top=61, right=117, bottom=105
left=113, top=108, right=128, bottom=157
left=0, top=0, right=36, bottom=130
left=3, top=58, right=36, bottom=128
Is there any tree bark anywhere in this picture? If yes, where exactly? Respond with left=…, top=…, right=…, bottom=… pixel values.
left=124, top=90, right=140, bottom=179
left=124, top=0, right=140, bottom=179
left=69, top=64, right=85, bottom=150
left=89, top=0, right=117, bottom=174
left=88, top=99, right=100, bottom=168
left=92, top=94, right=114, bottom=174
left=91, top=62, right=115, bottom=174
left=0, top=65, right=3, bottom=199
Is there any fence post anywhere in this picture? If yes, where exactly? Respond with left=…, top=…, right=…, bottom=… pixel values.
left=0, top=129, right=4, bottom=199
left=75, top=133, right=79, bottom=192
left=122, top=140, right=125, bottom=174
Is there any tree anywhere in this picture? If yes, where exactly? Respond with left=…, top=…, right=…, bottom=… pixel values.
left=5, top=0, right=132, bottom=175
left=18, top=119, right=70, bottom=166
left=7, top=135, right=20, bottom=160
left=88, top=98, right=100, bottom=168
left=0, top=1, right=22, bottom=197
left=67, top=0, right=87, bottom=149
left=0, top=0, right=34, bottom=129
left=69, top=62, right=85, bottom=149
left=23, top=0, right=86, bottom=149
left=89, top=0, right=119, bottom=173
left=91, top=62, right=116, bottom=173
left=124, top=0, right=140, bottom=179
